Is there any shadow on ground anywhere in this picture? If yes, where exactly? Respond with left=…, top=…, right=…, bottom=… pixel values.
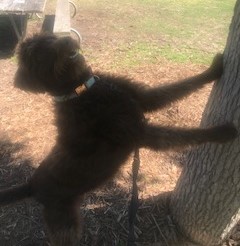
left=0, top=133, right=181, bottom=246
left=0, top=135, right=45, bottom=246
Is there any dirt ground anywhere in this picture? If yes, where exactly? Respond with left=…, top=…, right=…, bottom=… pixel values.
left=0, top=2, right=239, bottom=246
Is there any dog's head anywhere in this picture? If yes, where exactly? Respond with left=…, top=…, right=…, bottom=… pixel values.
left=15, top=33, right=90, bottom=96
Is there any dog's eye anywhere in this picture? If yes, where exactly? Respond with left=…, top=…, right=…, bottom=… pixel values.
left=69, top=50, right=79, bottom=59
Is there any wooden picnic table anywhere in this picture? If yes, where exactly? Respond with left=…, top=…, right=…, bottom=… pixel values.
left=0, top=0, right=80, bottom=55
left=0, top=0, right=47, bottom=13
left=0, top=0, right=47, bottom=51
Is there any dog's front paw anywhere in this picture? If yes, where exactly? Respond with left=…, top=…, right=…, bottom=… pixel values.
left=210, top=123, right=238, bottom=143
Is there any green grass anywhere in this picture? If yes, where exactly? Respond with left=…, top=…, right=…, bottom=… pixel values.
left=107, top=41, right=212, bottom=69
left=77, top=0, right=235, bottom=66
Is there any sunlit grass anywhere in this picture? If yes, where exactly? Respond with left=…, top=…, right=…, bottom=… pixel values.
left=75, top=0, right=235, bottom=66
left=107, top=41, right=214, bottom=69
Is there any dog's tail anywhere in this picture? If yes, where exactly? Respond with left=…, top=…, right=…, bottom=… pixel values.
left=0, top=183, right=32, bottom=206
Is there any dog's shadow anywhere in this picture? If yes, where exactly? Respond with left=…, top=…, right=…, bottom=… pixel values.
left=0, top=136, right=45, bottom=246
left=0, top=136, right=175, bottom=246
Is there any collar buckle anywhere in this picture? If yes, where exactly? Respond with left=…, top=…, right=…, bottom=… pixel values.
left=54, top=75, right=98, bottom=102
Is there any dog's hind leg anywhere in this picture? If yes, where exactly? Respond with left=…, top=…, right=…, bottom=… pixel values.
left=43, top=199, right=83, bottom=246
left=140, top=123, right=237, bottom=151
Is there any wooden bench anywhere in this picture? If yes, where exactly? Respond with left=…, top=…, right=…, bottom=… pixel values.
left=42, top=0, right=81, bottom=42
left=42, top=0, right=70, bottom=36
left=53, top=0, right=71, bottom=36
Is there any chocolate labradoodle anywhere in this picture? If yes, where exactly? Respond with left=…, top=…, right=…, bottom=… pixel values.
left=0, top=33, right=237, bottom=245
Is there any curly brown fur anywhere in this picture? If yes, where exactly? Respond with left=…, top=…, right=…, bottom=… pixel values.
left=0, top=33, right=237, bottom=245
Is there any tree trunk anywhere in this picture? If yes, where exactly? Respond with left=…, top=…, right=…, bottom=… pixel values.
left=170, top=1, right=240, bottom=245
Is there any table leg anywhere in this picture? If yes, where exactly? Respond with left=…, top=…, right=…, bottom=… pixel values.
left=21, top=14, right=28, bottom=38
left=8, top=14, right=28, bottom=41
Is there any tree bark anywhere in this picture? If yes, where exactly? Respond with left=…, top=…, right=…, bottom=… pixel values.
left=170, top=1, right=240, bottom=245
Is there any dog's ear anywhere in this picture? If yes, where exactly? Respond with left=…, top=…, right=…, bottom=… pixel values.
left=17, top=34, right=57, bottom=70
left=17, top=38, right=36, bottom=68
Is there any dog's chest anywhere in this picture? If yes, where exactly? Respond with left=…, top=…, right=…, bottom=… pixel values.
left=55, top=87, right=144, bottom=145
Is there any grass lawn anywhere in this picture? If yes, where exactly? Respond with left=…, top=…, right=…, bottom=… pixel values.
left=74, top=0, right=235, bottom=67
